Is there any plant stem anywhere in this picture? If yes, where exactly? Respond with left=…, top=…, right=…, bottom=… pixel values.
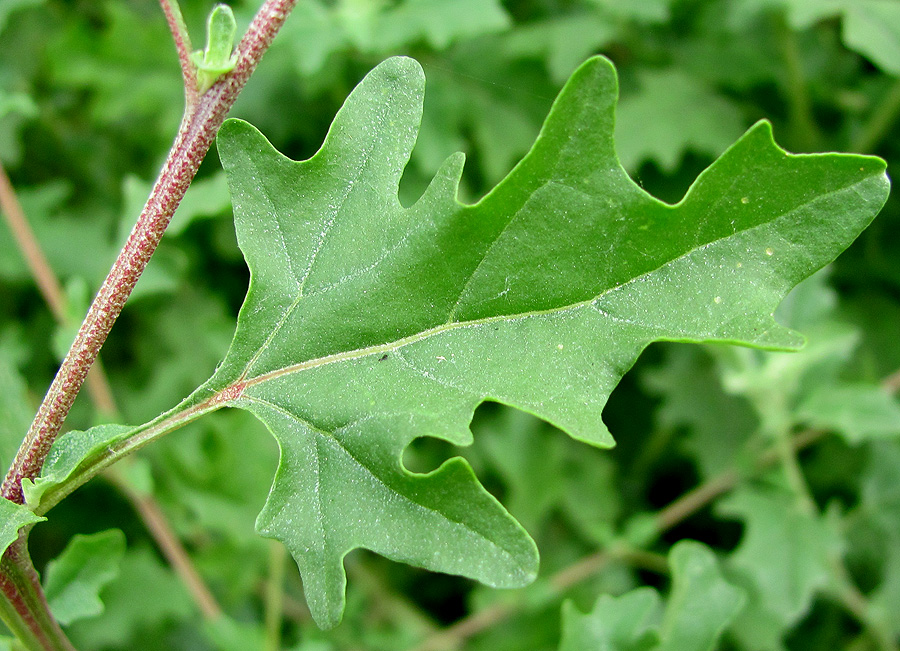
left=2, top=154, right=223, bottom=621
left=264, top=541, right=287, bottom=651
left=105, top=470, right=223, bottom=619
left=31, top=386, right=237, bottom=517
left=159, top=0, right=199, bottom=108
left=852, top=77, right=900, bottom=154
left=774, top=11, right=819, bottom=151
left=0, top=3, right=297, bottom=648
left=0, top=536, right=74, bottom=651
left=0, top=159, right=117, bottom=418
left=2, top=0, right=298, bottom=506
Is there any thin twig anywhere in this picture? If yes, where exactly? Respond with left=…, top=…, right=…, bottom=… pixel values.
left=106, top=471, right=223, bottom=619
left=0, top=162, right=67, bottom=322
left=852, top=77, right=900, bottom=154
left=2, top=0, right=298, bottom=505
left=411, top=603, right=514, bottom=651
left=655, top=470, right=740, bottom=532
left=775, top=11, right=820, bottom=151
left=1, top=157, right=223, bottom=620
left=0, top=160, right=117, bottom=417
left=159, top=0, right=198, bottom=108
left=408, top=421, right=845, bottom=651
left=124, top=484, right=223, bottom=619
left=264, top=540, right=287, bottom=651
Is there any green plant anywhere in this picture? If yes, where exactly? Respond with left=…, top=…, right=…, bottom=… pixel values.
left=1, top=1, right=899, bottom=650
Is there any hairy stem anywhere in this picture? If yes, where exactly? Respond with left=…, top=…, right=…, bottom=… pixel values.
left=159, top=0, right=199, bottom=108
left=2, top=0, right=298, bottom=506
left=0, top=3, right=296, bottom=648
left=2, top=151, right=223, bottom=620
left=0, top=536, right=74, bottom=651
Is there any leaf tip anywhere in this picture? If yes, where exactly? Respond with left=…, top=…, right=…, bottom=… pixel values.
left=376, top=55, right=425, bottom=85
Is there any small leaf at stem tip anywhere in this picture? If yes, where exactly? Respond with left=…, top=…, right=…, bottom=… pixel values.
left=191, top=3, right=239, bottom=94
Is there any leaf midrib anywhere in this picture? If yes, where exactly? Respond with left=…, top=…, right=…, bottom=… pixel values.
left=238, top=173, right=874, bottom=392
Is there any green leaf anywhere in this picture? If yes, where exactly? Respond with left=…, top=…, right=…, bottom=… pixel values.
left=192, top=4, right=239, bottom=94
left=367, top=0, right=511, bottom=51
left=0, top=346, right=34, bottom=471
left=66, top=546, right=195, bottom=649
left=43, top=529, right=126, bottom=625
left=558, top=542, right=743, bottom=651
left=840, top=0, right=900, bottom=76
left=0, top=181, right=108, bottom=285
left=471, top=408, right=567, bottom=533
left=502, top=13, right=617, bottom=83
left=196, top=54, right=893, bottom=629
left=203, top=616, right=266, bottom=651
left=643, top=346, right=757, bottom=478
left=586, top=0, right=672, bottom=24
left=719, top=486, right=842, bottom=631
left=417, top=53, right=550, bottom=185
left=659, top=541, right=745, bottom=651
left=0, top=0, right=42, bottom=35
left=614, top=69, right=745, bottom=172
left=559, top=589, right=660, bottom=651
left=22, top=424, right=133, bottom=512
left=728, top=0, right=900, bottom=76
left=0, top=498, right=44, bottom=558
left=206, top=55, right=887, bottom=627
left=45, top=2, right=184, bottom=131
left=798, top=383, right=900, bottom=443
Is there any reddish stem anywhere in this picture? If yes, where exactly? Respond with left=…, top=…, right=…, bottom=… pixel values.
left=2, top=0, right=298, bottom=504
left=0, top=535, right=74, bottom=650
left=159, top=0, right=199, bottom=108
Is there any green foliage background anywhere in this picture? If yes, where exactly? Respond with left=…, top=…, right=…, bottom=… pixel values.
left=1, top=0, right=899, bottom=649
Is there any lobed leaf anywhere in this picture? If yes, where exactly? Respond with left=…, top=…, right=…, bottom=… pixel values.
left=203, top=55, right=888, bottom=626
left=659, top=541, right=746, bottom=651
left=43, top=529, right=126, bottom=625
left=718, top=485, right=842, bottom=633
left=559, top=590, right=660, bottom=651
left=0, top=498, right=44, bottom=558
left=558, top=541, right=744, bottom=651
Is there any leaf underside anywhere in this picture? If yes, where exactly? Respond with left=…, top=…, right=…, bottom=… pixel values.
left=202, top=55, right=889, bottom=627
left=37, top=55, right=889, bottom=629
